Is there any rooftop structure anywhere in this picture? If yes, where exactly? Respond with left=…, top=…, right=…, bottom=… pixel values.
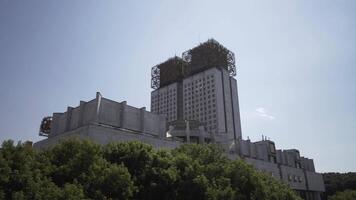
left=182, top=38, right=236, bottom=77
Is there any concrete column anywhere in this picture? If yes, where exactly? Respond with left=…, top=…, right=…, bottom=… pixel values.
left=185, top=120, right=190, bottom=143
left=95, top=92, right=102, bottom=122
left=120, top=101, right=127, bottom=128
left=198, top=126, right=205, bottom=144
left=247, top=139, right=251, bottom=157
left=65, top=107, right=73, bottom=131
left=167, top=125, right=174, bottom=138
left=50, top=113, right=61, bottom=136
left=140, top=107, right=146, bottom=133
left=78, top=101, right=86, bottom=126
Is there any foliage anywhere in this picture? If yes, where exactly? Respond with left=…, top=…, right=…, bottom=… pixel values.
left=0, top=139, right=302, bottom=200
left=328, top=190, right=356, bottom=200
left=322, top=172, right=356, bottom=199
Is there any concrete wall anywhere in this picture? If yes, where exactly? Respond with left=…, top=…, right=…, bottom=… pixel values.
left=239, top=138, right=324, bottom=197
left=250, top=142, right=257, bottom=158
left=35, top=124, right=180, bottom=150
left=98, top=98, right=121, bottom=127
left=123, top=104, right=142, bottom=132
left=256, top=143, right=269, bottom=161
left=280, top=165, right=307, bottom=190
left=245, top=158, right=281, bottom=179
left=82, top=99, right=97, bottom=125
left=49, top=93, right=166, bottom=138
left=179, top=67, right=241, bottom=144
left=306, top=171, right=325, bottom=192
left=240, top=139, right=251, bottom=157
left=229, top=77, right=242, bottom=140
left=144, top=111, right=166, bottom=137
left=301, top=157, right=315, bottom=172
left=151, top=82, right=178, bottom=122
left=221, top=68, right=235, bottom=141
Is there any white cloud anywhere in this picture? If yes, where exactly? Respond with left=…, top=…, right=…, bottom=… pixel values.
left=255, top=107, right=275, bottom=120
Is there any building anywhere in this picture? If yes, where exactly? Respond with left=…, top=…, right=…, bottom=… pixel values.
left=151, top=39, right=242, bottom=147
left=236, top=139, right=325, bottom=199
left=34, top=92, right=180, bottom=149
left=34, top=39, right=325, bottom=200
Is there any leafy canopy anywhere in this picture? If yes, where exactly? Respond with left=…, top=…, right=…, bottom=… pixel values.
left=328, top=190, right=356, bottom=200
left=0, top=139, right=301, bottom=200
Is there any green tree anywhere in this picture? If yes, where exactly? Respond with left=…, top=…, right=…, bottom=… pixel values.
left=0, top=139, right=302, bottom=200
left=329, top=190, right=356, bottom=200
left=46, top=139, right=136, bottom=200
left=322, top=172, right=356, bottom=199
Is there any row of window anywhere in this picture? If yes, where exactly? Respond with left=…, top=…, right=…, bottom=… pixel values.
left=183, top=75, right=215, bottom=88
left=287, top=174, right=303, bottom=183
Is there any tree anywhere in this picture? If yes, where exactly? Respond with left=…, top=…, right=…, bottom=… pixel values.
left=329, top=190, right=356, bottom=200
left=0, top=139, right=302, bottom=200
left=322, top=172, right=356, bottom=199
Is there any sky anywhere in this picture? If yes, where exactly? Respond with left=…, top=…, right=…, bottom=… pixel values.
left=1, top=0, right=355, bottom=172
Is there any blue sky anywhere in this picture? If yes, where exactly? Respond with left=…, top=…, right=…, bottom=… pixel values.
left=1, top=0, right=355, bottom=172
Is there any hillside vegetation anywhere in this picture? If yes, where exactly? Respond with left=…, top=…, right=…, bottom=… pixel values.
left=322, top=172, right=356, bottom=200
left=328, top=190, right=356, bottom=200
left=0, top=139, right=301, bottom=200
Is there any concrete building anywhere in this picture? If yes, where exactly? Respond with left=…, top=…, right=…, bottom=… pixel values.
left=167, top=120, right=208, bottom=143
left=35, top=39, right=325, bottom=200
left=235, top=139, right=325, bottom=199
left=35, top=92, right=180, bottom=149
left=151, top=39, right=242, bottom=146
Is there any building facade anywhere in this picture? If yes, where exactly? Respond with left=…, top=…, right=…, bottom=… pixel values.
left=235, top=139, right=324, bottom=199
left=151, top=39, right=242, bottom=146
left=35, top=92, right=180, bottom=149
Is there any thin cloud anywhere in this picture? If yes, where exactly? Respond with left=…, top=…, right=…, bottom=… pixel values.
left=255, top=107, right=275, bottom=120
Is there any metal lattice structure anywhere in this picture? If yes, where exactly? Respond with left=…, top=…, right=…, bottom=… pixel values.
left=39, top=116, right=52, bottom=137
left=151, top=39, right=237, bottom=89
left=182, top=50, right=192, bottom=63
left=151, top=65, right=160, bottom=89
left=227, top=51, right=236, bottom=76
left=182, top=39, right=236, bottom=77
left=151, top=56, right=187, bottom=89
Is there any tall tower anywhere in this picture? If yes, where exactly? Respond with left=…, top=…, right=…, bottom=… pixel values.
left=151, top=39, right=242, bottom=145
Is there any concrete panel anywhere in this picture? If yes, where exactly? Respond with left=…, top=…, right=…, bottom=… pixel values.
left=50, top=113, right=62, bottom=136
left=280, top=166, right=307, bottom=190
left=256, top=144, right=268, bottom=161
left=123, top=105, right=141, bottom=132
left=70, top=107, right=80, bottom=130
left=276, top=150, right=283, bottom=164
left=229, top=77, right=242, bottom=140
left=240, top=140, right=250, bottom=157
left=221, top=69, right=234, bottom=139
left=250, top=143, right=257, bottom=158
left=144, top=112, right=166, bottom=136
left=99, top=98, right=121, bottom=127
left=83, top=100, right=97, bottom=124
left=56, top=113, right=67, bottom=135
left=34, top=124, right=180, bottom=150
left=306, top=172, right=325, bottom=192
left=245, top=158, right=281, bottom=179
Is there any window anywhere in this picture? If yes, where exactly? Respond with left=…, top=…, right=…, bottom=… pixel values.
left=288, top=174, right=292, bottom=181
left=298, top=176, right=303, bottom=182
